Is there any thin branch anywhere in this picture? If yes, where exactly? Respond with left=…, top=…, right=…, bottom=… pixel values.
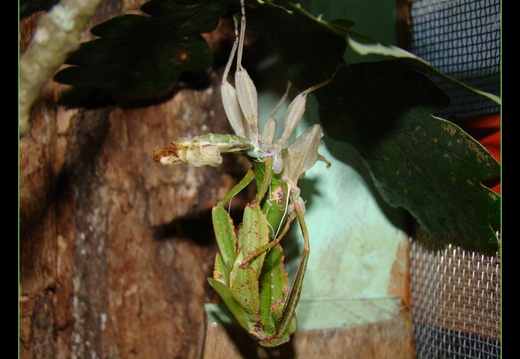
left=19, top=0, right=103, bottom=137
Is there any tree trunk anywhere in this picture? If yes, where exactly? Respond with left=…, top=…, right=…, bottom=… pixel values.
left=20, top=2, right=251, bottom=358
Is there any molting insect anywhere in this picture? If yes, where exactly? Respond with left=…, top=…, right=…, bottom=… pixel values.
left=154, top=0, right=338, bottom=347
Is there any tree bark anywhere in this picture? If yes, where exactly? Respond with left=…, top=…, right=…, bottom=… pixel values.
left=20, top=2, right=251, bottom=358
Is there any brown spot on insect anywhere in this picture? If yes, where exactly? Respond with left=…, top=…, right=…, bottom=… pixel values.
left=271, top=185, right=286, bottom=205
left=254, top=322, right=265, bottom=332
left=271, top=298, right=283, bottom=314
left=152, top=145, right=179, bottom=164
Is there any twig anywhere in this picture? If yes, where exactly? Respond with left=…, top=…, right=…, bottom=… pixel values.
left=19, top=0, right=103, bottom=137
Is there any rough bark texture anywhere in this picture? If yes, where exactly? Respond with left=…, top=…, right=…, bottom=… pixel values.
left=20, top=2, right=252, bottom=358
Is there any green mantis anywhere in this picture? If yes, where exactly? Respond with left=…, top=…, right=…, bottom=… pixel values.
left=153, top=0, right=337, bottom=347
left=208, top=157, right=301, bottom=347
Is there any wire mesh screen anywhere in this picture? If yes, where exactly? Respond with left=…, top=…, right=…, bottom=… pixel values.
left=409, top=230, right=501, bottom=359
left=407, top=0, right=500, bottom=119
left=406, top=0, right=501, bottom=358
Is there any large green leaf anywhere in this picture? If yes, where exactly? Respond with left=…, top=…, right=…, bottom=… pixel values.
left=317, top=66, right=500, bottom=254
left=54, top=0, right=227, bottom=102
left=338, top=26, right=501, bottom=105
left=246, top=0, right=500, bottom=253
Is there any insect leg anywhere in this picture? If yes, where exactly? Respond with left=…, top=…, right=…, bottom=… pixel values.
left=272, top=193, right=310, bottom=338
left=300, top=63, right=348, bottom=96
left=238, top=208, right=298, bottom=269
left=262, top=82, right=292, bottom=146
left=275, top=63, right=348, bottom=150
left=217, top=168, right=255, bottom=207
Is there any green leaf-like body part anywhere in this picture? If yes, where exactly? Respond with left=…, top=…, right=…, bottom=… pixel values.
left=208, top=278, right=257, bottom=332
left=227, top=202, right=270, bottom=315
left=250, top=159, right=289, bottom=238
left=258, top=317, right=297, bottom=348
left=230, top=266, right=260, bottom=314
left=258, top=244, right=289, bottom=334
left=54, top=0, right=227, bottom=102
left=212, top=205, right=237, bottom=270
left=213, top=253, right=228, bottom=285
left=262, top=178, right=289, bottom=239
left=208, top=151, right=304, bottom=346
left=235, top=203, right=270, bottom=276
left=247, top=0, right=500, bottom=253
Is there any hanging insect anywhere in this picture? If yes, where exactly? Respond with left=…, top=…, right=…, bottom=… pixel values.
left=153, top=0, right=339, bottom=347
